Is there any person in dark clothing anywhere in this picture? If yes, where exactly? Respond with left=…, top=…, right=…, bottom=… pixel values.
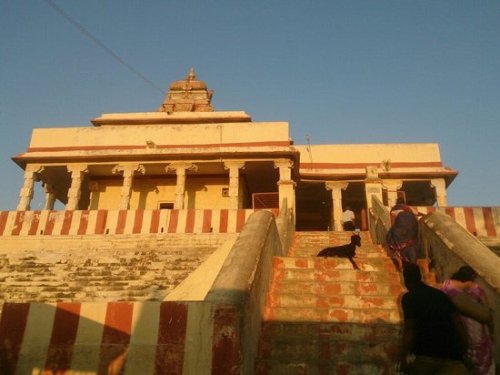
left=399, top=263, right=469, bottom=374
left=386, top=198, right=420, bottom=270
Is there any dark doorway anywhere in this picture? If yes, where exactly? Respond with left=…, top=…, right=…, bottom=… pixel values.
left=295, top=182, right=332, bottom=231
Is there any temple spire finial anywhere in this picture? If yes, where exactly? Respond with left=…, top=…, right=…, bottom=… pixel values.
left=187, top=68, right=196, bottom=81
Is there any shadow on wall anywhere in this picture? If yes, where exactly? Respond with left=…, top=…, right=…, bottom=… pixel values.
left=0, top=301, right=198, bottom=374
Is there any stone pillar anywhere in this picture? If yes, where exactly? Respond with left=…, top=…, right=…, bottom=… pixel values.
left=326, top=182, right=349, bottom=231
left=43, top=183, right=55, bottom=210
left=364, top=166, right=384, bottom=210
left=166, top=163, right=198, bottom=209
left=383, top=179, right=403, bottom=207
left=224, top=161, right=245, bottom=209
left=274, top=159, right=296, bottom=213
left=112, top=164, right=145, bottom=210
left=17, top=165, right=44, bottom=211
left=66, top=165, right=89, bottom=210
left=431, top=178, right=447, bottom=207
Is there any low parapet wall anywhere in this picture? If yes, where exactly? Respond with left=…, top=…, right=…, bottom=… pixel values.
left=420, top=212, right=500, bottom=363
left=416, top=206, right=499, bottom=238
left=0, top=208, right=278, bottom=236
left=0, top=210, right=288, bottom=374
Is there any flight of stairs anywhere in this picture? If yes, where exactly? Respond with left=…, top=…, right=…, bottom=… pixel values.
left=255, top=231, right=404, bottom=375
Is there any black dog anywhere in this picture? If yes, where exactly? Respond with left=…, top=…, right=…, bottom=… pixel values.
left=316, top=234, right=362, bottom=270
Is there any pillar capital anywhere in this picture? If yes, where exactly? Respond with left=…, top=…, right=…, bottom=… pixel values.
left=67, top=164, right=89, bottom=174
left=223, top=160, right=246, bottom=171
left=112, top=163, right=145, bottom=177
left=273, top=159, right=294, bottom=170
left=325, top=182, right=349, bottom=192
left=166, top=162, right=198, bottom=174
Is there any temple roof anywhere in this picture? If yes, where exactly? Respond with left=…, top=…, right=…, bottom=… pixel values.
left=158, top=68, right=214, bottom=113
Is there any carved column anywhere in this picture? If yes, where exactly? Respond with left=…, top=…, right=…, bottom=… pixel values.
left=431, top=178, right=447, bottom=207
left=274, top=159, right=296, bottom=213
left=364, top=166, right=384, bottom=210
left=43, top=183, right=55, bottom=210
left=66, top=165, right=89, bottom=210
left=383, top=179, right=403, bottom=207
left=326, top=182, right=349, bottom=231
left=17, top=165, right=44, bottom=211
left=112, top=164, right=145, bottom=210
left=166, top=163, right=198, bottom=209
left=224, top=161, right=245, bottom=209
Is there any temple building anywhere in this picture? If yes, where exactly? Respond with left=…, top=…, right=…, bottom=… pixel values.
left=12, top=69, right=457, bottom=231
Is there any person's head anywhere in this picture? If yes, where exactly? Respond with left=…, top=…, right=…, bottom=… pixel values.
left=403, top=263, right=422, bottom=290
left=451, top=266, right=477, bottom=289
left=345, top=205, right=351, bottom=211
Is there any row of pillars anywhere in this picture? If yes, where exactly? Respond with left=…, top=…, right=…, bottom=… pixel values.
left=327, top=175, right=447, bottom=231
left=16, top=159, right=296, bottom=212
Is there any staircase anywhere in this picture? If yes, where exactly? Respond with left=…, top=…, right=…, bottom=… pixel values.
left=255, top=231, right=404, bottom=375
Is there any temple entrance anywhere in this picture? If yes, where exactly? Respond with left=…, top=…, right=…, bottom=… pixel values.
left=295, top=182, right=332, bottom=231
left=341, top=182, right=368, bottom=231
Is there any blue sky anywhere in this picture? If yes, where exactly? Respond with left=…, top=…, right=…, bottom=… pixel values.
left=1, top=0, right=499, bottom=209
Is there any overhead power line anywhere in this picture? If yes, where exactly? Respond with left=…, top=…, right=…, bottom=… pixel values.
left=44, top=0, right=165, bottom=94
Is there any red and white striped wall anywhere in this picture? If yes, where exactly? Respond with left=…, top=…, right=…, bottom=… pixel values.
left=0, top=208, right=279, bottom=237
left=416, top=206, right=499, bottom=238
left=0, top=301, right=242, bottom=375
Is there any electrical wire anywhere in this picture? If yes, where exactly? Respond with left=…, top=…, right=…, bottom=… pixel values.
left=43, top=0, right=165, bottom=94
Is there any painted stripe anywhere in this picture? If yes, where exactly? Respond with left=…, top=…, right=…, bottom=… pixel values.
left=76, top=210, right=90, bottom=235
left=159, top=209, right=170, bottom=234
left=219, top=210, right=228, bottom=233
left=106, top=210, right=120, bottom=235
left=155, top=302, right=188, bottom=375
left=2, top=211, right=17, bottom=236
left=60, top=210, right=74, bottom=235
left=202, top=209, right=212, bottom=233
left=95, top=210, right=108, bottom=234
left=43, top=211, right=56, bottom=236
left=444, top=207, right=456, bottom=220
left=51, top=211, right=66, bottom=235
left=211, top=210, right=221, bottom=234
left=44, top=302, right=81, bottom=371
left=463, top=207, right=478, bottom=235
left=16, top=303, right=57, bottom=375
left=183, top=303, right=214, bottom=375
left=236, top=210, right=246, bottom=232
left=124, top=302, right=161, bottom=375
left=70, top=303, right=108, bottom=371
left=11, top=211, right=25, bottom=236
left=115, top=210, right=128, bottom=234
left=453, top=208, right=467, bottom=232
left=168, top=210, right=179, bottom=233
left=472, top=207, right=487, bottom=237
left=227, top=210, right=237, bottom=233
left=98, top=302, right=134, bottom=374
left=482, top=207, right=497, bottom=237
left=185, top=209, right=195, bottom=233
left=192, top=209, right=205, bottom=233
left=68, top=210, right=82, bottom=235
left=0, top=303, right=30, bottom=374
left=26, top=210, right=41, bottom=236
left=211, top=306, right=240, bottom=375
left=176, top=210, right=187, bottom=234
left=132, top=210, right=144, bottom=234
left=0, top=211, right=9, bottom=235
left=149, top=209, right=160, bottom=233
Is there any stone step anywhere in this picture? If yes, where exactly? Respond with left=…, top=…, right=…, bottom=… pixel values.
left=264, top=306, right=402, bottom=324
left=267, top=292, right=399, bottom=309
left=272, top=256, right=396, bottom=272
left=257, top=337, right=399, bottom=363
left=260, top=321, right=400, bottom=342
left=271, top=268, right=401, bottom=283
left=268, top=279, right=404, bottom=296
left=255, top=359, right=394, bottom=375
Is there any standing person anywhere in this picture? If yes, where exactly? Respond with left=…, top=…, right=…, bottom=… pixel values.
left=442, top=266, right=495, bottom=375
left=399, top=263, right=469, bottom=374
left=386, top=198, right=420, bottom=270
left=341, top=206, right=355, bottom=231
